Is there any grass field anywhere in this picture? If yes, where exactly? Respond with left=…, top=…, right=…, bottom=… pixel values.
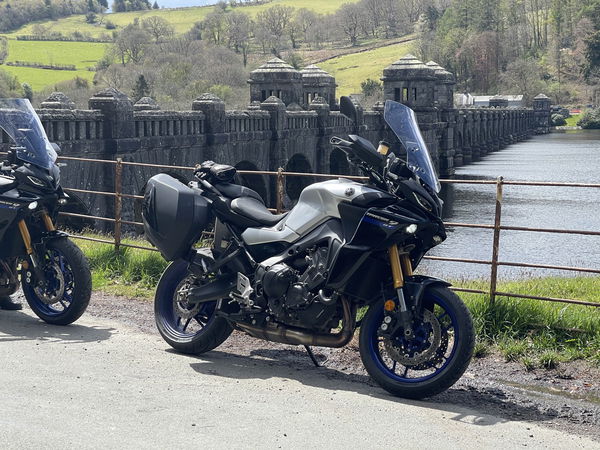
left=4, top=0, right=358, bottom=38
left=0, top=40, right=107, bottom=91
left=319, top=40, right=414, bottom=96
left=565, top=114, right=581, bottom=127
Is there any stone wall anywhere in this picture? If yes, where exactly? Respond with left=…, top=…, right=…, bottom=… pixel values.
left=0, top=59, right=551, bottom=226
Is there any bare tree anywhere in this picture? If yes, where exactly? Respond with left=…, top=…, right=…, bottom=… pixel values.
left=337, top=3, right=362, bottom=46
left=114, top=25, right=151, bottom=64
left=257, top=5, right=295, bottom=53
left=204, top=10, right=226, bottom=45
left=142, top=16, right=174, bottom=43
left=295, top=8, right=318, bottom=43
left=225, top=11, right=253, bottom=66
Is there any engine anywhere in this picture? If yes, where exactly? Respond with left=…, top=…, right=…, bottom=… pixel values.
left=254, top=246, right=338, bottom=330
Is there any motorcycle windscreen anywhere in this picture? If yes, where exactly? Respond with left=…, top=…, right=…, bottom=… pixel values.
left=0, top=98, right=57, bottom=170
left=383, top=100, right=441, bottom=193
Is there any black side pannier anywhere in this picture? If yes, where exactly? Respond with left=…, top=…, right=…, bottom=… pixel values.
left=143, top=173, right=210, bottom=261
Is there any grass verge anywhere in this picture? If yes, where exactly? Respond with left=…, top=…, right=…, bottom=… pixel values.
left=73, top=234, right=600, bottom=366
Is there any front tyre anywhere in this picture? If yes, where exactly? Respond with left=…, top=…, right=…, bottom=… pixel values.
left=22, top=238, right=91, bottom=326
left=155, top=260, right=233, bottom=355
left=359, top=286, right=474, bottom=399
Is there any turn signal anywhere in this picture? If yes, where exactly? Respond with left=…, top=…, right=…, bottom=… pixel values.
left=384, top=300, right=396, bottom=311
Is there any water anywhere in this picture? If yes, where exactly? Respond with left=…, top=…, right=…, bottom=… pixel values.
left=420, top=130, right=600, bottom=281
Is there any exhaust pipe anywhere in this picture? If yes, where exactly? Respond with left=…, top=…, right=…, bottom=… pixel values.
left=236, top=297, right=356, bottom=348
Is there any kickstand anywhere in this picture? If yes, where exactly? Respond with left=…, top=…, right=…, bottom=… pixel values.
left=304, top=345, right=321, bottom=368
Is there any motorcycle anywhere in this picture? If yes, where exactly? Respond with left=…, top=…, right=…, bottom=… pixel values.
left=0, top=99, right=91, bottom=325
left=142, top=98, right=474, bottom=399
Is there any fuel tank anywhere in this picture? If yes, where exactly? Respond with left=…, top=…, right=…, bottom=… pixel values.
left=242, top=178, right=385, bottom=246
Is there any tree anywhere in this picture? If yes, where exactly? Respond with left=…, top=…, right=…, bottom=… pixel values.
left=22, top=82, right=33, bottom=101
left=132, top=74, right=150, bottom=101
left=337, top=3, right=361, bottom=46
left=361, top=78, right=381, bottom=96
left=0, top=36, right=7, bottom=64
left=152, top=1, right=159, bottom=9
left=225, top=12, right=253, bottom=66
left=0, top=68, right=20, bottom=97
left=257, top=5, right=295, bottom=53
left=112, top=0, right=126, bottom=12
left=499, top=57, right=545, bottom=105
left=142, top=16, right=174, bottom=43
left=204, top=10, right=226, bottom=45
left=86, top=12, right=97, bottom=24
left=295, top=8, right=318, bottom=43
left=114, top=24, right=151, bottom=64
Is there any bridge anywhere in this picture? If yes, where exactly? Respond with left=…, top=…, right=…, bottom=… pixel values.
left=1, top=54, right=551, bottom=222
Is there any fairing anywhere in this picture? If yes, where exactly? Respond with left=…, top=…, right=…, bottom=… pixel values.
left=0, top=99, right=57, bottom=170
left=383, top=100, right=441, bottom=193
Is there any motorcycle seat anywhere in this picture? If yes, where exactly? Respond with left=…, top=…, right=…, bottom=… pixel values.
left=218, top=183, right=264, bottom=203
left=0, top=175, right=16, bottom=193
left=230, top=196, right=287, bottom=226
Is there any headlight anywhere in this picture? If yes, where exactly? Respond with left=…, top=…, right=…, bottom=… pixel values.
left=412, top=192, right=433, bottom=212
left=28, top=201, right=38, bottom=210
left=405, top=224, right=418, bottom=234
left=27, top=176, right=46, bottom=187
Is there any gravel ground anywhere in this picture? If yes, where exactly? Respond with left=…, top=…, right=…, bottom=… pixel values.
left=44, top=291, right=600, bottom=442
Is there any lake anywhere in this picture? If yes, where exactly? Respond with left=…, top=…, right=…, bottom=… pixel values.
left=420, top=130, right=600, bottom=281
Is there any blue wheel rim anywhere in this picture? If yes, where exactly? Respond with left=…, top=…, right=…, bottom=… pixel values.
left=23, top=248, right=75, bottom=317
left=367, top=293, right=459, bottom=383
left=156, top=261, right=217, bottom=339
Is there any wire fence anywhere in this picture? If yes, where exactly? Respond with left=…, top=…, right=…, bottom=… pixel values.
left=6, top=153, right=600, bottom=309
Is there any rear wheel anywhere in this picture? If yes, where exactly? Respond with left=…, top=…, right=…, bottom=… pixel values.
left=359, top=286, right=474, bottom=399
left=155, top=260, right=232, bottom=354
left=22, top=238, right=91, bottom=325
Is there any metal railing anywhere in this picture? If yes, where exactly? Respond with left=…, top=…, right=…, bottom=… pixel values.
left=5, top=153, right=600, bottom=309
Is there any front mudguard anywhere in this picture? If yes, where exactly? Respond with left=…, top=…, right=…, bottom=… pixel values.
left=403, top=275, right=452, bottom=313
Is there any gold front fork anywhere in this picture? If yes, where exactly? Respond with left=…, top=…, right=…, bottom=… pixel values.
left=18, top=220, right=34, bottom=255
left=41, top=211, right=56, bottom=232
left=387, top=246, right=414, bottom=339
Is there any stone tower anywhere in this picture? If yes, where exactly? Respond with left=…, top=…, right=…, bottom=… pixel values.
left=533, top=93, right=551, bottom=134
left=425, top=61, right=455, bottom=109
left=300, top=64, right=337, bottom=110
left=381, top=54, right=437, bottom=108
left=248, top=58, right=303, bottom=106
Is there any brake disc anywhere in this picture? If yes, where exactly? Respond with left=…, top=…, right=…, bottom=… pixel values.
left=383, top=309, right=442, bottom=367
left=173, top=275, right=202, bottom=320
left=34, top=263, right=65, bottom=305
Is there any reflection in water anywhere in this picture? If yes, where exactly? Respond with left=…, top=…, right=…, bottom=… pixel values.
left=420, top=130, right=600, bottom=280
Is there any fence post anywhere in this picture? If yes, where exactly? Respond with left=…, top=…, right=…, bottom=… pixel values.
left=276, top=167, right=284, bottom=213
left=489, top=176, right=504, bottom=304
left=114, top=158, right=123, bottom=252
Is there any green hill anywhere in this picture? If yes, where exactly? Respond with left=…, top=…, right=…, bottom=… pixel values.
left=319, top=40, right=414, bottom=97
left=1, top=40, right=106, bottom=91
left=3, top=0, right=358, bottom=38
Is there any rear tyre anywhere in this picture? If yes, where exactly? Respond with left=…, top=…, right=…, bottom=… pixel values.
left=22, top=238, right=91, bottom=326
left=155, top=260, right=232, bottom=354
left=359, top=286, right=474, bottom=399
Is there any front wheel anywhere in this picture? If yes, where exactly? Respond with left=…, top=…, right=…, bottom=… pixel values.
left=359, top=286, right=474, bottom=399
left=155, top=260, right=233, bottom=355
left=22, top=238, right=91, bottom=325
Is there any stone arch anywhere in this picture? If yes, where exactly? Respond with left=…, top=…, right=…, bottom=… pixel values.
left=285, top=153, right=314, bottom=203
left=235, top=160, right=268, bottom=202
left=329, top=148, right=350, bottom=175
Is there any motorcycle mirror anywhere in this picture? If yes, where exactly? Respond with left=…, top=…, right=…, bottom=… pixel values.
left=340, top=96, right=358, bottom=123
